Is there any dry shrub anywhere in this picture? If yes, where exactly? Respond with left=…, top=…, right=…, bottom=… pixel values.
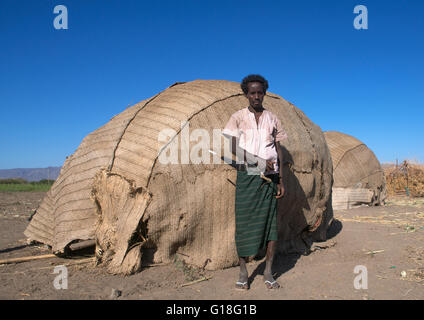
left=384, top=161, right=424, bottom=197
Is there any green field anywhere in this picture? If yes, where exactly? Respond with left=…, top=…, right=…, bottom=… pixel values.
left=0, top=179, right=54, bottom=192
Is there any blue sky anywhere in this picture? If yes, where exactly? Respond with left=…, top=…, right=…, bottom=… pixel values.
left=1, top=0, right=423, bottom=169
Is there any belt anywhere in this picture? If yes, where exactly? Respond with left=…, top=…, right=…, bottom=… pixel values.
left=236, top=163, right=257, bottom=171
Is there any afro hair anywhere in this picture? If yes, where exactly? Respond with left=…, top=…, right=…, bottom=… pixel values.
left=240, top=74, right=269, bottom=95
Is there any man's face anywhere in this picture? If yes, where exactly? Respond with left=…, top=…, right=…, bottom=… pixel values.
left=246, top=82, right=265, bottom=109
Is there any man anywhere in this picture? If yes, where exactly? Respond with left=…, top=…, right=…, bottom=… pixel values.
left=222, top=74, right=287, bottom=290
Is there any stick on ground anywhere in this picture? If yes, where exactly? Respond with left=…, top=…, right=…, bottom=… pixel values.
left=0, top=254, right=57, bottom=265
left=181, top=276, right=213, bottom=287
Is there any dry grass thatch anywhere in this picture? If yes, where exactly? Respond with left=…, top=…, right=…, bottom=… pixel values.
left=25, top=80, right=334, bottom=274
left=324, top=131, right=386, bottom=208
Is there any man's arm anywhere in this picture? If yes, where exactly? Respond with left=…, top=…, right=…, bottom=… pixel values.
left=275, top=141, right=285, bottom=199
left=223, top=112, right=270, bottom=172
left=229, top=136, right=271, bottom=172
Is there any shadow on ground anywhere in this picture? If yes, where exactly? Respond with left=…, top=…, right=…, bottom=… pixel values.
left=247, top=218, right=343, bottom=286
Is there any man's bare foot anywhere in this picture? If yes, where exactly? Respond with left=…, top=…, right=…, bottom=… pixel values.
left=235, top=272, right=249, bottom=290
left=264, top=273, right=280, bottom=289
left=235, top=281, right=249, bottom=290
left=264, top=280, right=280, bottom=289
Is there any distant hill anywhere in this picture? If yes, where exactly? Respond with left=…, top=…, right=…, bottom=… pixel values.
left=0, top=167, right=61, bottom=182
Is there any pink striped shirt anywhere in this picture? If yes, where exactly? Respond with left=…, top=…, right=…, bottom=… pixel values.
left=223, top=107, right=287, bottom=174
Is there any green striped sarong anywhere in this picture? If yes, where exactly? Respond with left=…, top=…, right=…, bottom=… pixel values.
left=235, top=170, right=279, bottom=257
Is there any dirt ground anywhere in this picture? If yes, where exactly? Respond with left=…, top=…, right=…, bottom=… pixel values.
left=1, top=192, right=423, bottom=300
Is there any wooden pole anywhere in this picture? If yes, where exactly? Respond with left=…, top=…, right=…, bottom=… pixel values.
left=181, top=276, right=213, bottom=287
left=0, top=254, right=56, bottom=265
left=68, top=239, right=95, bottom=252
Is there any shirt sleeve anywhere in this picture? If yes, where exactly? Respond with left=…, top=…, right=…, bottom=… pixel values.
left=275, top=117, right=288, bottom=142
left=222, top=112, right=240, bottom=139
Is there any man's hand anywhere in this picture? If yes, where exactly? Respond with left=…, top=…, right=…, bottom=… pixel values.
left=276, top=183, right=285, bottom=199
left=265, top=160, right=275, bottom=172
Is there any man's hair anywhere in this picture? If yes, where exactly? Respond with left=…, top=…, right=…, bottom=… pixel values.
left=240, top=74, right=269, bottom=95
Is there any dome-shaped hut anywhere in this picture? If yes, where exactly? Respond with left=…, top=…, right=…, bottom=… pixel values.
left=324, top=131, right=386, bottom=210
left=25, top=80, right=333, bottom=274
